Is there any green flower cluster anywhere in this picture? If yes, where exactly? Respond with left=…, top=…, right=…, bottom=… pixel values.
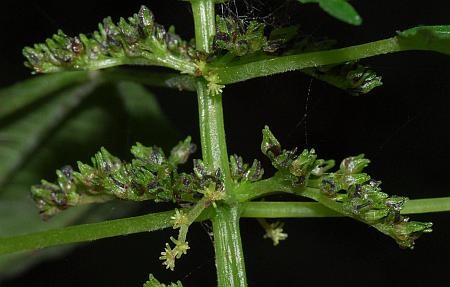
left=261, top=126, right=335, bottom=185
left=23, top=6, right=200, bottom=74
left=31, top=137, right=200, bottom=218
left=261, top=126, right=432, bottom=248
left=302, top=62, right=383, bottom=95
left=214, top=16, right=278, bottom=56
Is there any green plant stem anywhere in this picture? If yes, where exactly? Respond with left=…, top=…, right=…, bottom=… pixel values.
left=215, top=37, right=402, bottom=84
left=43, top=52, right=197, bottom=75
left=234, top=176, right=292, bottom=202
left=236, top=175, right=450, bottom=217
left=240, top=197, right=450, bottom=218
left=0, top=209, right=177, bottom=255
left=2, top=197, right=450, bottom=256
left=196, top=79, right=231, bottom=180
left=211, top=205, right=247, bottom=287
left=191, top=1, right=247, bottom=286
left=192, top=0, right=230, bottom=179
left=191, top=0, right=216, bottom=53
left=402, top=197, right=450, bottom=214
left=241, top=201, right=341, bottom=218
left=178, top=197, right=209, bottom=242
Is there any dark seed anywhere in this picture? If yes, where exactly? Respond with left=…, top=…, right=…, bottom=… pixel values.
left=61, top=165, right=74, bottom=180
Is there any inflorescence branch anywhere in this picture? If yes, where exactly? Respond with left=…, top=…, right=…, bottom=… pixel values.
left=23, top=6, right=201, bottom=75
left=253, top=126, right=432, bottom=249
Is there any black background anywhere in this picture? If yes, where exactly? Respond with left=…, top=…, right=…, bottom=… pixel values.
left=1, top=0, right=450, bottom=286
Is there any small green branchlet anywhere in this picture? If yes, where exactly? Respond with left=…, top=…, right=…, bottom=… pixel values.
left=161, top=182, right=226, bottom=270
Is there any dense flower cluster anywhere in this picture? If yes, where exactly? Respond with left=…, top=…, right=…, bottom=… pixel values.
left=261, top=126, right=432, bottom=248
left=31, top=137, right=200, bottom=218
left=23, top=6, right=200, bottom=74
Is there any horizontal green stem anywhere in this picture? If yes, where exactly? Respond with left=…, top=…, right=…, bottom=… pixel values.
left=40, top=57, right=156, bottom=73
left=43, top=54, right=197, bottom=75
left=240, top=197, right=450, bottom=218
left=0, top=209, right=177, bottom=255
left=236, top=176, right=450, bottom=217
left=402, top=197, right=450, bottom=214
left=241, top=201, right=341, bottom=218
left=234, top=177, right=292, bottom=202
left=215, top=37, right=402, bottom=84
left=1, top=196, right=450, bottom=256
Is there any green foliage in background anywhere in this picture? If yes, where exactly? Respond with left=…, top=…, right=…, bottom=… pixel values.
left=1, top=1, right=450, bottom=286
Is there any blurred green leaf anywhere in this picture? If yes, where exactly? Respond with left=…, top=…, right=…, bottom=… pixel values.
left=116, top=81, right=178, bottom=147
left=0, top=104, right=114, bottom=279
left=0, top=80, right=178, bottom=280
left=0, top=72, right=90, bottom=120
left=0, top=79, right=101, bottom=188
left=103, top=70, right=196, bottom=92
left=397, top=25, right=450, bottom=55
left=298, top=0, right=362, bottom=25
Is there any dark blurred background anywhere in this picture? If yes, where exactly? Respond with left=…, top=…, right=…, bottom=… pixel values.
left=1, top=0, right=450, bottom=286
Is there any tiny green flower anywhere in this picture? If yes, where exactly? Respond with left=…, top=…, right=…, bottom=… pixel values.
left=171, top=209, right=189, bottom=229
left=263, top=221, right=288, bottom=246
left=160, top=243, right=177, bottom=271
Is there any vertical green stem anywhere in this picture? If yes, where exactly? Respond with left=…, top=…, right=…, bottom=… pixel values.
left=211, top=205, right=248, bottom=287
left=192, top=0, right=230, bottom=180
left=191, top=0, right=215, bottom=53
left=196, top=80, right=231, bottom=180
left=191, top=1, right=247, bottom=286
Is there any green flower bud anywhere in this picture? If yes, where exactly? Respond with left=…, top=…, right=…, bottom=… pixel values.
left=339, top=154, right=370, bottom=174
left=261, top=126, right=282, bottom=159
left=289, top=149, right=317, bottom=177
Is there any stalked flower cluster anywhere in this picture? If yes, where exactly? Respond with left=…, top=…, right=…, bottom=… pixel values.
left=261, top=126, right=335, bottom=186
left=214, top=16, right=276, bottom=56
left=23, top=6, right=200, bottom=74
left=302, top=62, right=383, bottom=95
left=211, top=15, right=382, bottom=95
left=261, top=126, right=432, bottom=248
left=31, top=137, right=203, bottom=218
left=319, top=156, right=433, bottom=249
